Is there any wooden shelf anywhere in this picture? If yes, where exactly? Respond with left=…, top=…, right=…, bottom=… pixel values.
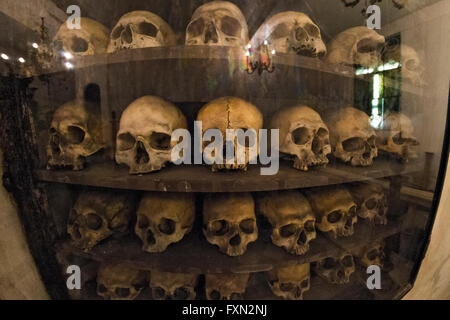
left=36, top=158, right=423, bottom=193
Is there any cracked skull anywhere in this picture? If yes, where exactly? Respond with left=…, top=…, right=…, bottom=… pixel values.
left=135, top=192, right=195, bottom=253
left=116, top=96, right=187, bottom=174
left=54, top=17, right=109, bottom=56
left=384, top=45, right=425, bottom=86
left=305, top=186, right=358, bottom=238
left=203, top=193, right=258, bottom=256
left=326, top=26, right=385, bottom=68
left=96, top=262, right=148, bottom=300
left=325, top=107, right=378, bottom=166
left=205, top=273, right=249, bottom=300
left=358, top=241, right=385, bottom=268
left=347, top=182, right=388, bottom=225
left=186, top=1, right=248, bottom=47
left=257, top=190, right=316, bottom=255
left=270, top=105, right=331, bottom=171
left=252, top=11, right=326, bottom=57
left=313, top=253, right=355, bottom=284
left=267, top=263, right=310, bottom=300
left=108, top=11, right=176, bottom=53
left=376, top=112, right=419, bottom=163
left=150, top=270, right=198, bottom=300
left=47, top=100, right=104, bottom=171
left=197, top=97, right=263, bottom=171
left=67, top=190, right=135, bottom=251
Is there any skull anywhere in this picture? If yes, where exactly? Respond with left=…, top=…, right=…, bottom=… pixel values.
left=270, top=106, right=331, bottom=171
left=326, top=27, right=385, bottom=68
left=376, top=112, right=419, bottom=163
left=384, top=45, right=424, bottom=86
left=135, top=192, right=195, bottom=253
left=108, top=11, right=176, bottom=53
left=197, top=97, right=263, bottom=171
left=47, top=100, right=104, bottom=171
left=116, top=96, right=187, bottom=174
left=53, top=17, right=109, bottom=56
left=257, top=190, right=316, bottom=255
left=347, top=182, right=388, bottom=225
left=358, top=241, right=385, bottom=268
left=252, top=11, right=326, bottom=57
left=205, top=273, right=249, bottom=300
left=313, top=253, right=355, bottom=284
left=67, top=190, right=135, bottom=251
left=186, top=1, right=249, bottom=47
left=203, top=193, right=258, bottom=256
left=325, top=107, right=378, bottom=167
left=150, top=270, right=198, bottom=300
left=266, top=263, right=310, bottom=300
left=305, top=186, right=358, bottom=238
left=96, top=262, right=148, bottom=300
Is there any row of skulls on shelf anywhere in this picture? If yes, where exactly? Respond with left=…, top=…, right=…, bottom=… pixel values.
left=53, top=1, right=424, bottom=85
left=47, top=96, right=419, bottom=172
left=94, top=238, right=385, bottom=300
left=68, top=183, right=388, bottom=258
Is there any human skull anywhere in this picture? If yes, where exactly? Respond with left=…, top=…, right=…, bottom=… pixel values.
left=47, top=100, right=104, bottom=171
left=325, top=107, right=378, bottom=166
left=266, top=263, right=310, bottom=300
left=135, top=192, right=195, bottom=253
left=357, top=241, right=385, bottom=268
left=197, top=97, right=263, bottom=171
left=67, top=190, right=135, bottom=251
left=347, top=182, right=388, bottom=225
left=96, top=262, right=148, bottom=300
left=313, top=253, right=355, bottom=284
left=150, top=270, right=198, bottom=300
left=205, top=273, right=249, bottom=300
left=384, top=44, right=424, bottom=86
left=53, top=17, right=109, bottom=56
left=257, top=190, right=316, bottom=255
left=203, top=193, right=258, bottom=256
left=305, top=186, right=358, bottom=238
left=326, top=27, right=385, bottom=68
left=186, top=1, right=248, bottom=47
left=376, top=112, right=419, bottom=163
left=108, top=11, right=176, bottom=53
left=116, top=96, right=187, bottom=174
left=270, top=106, right=331, bottom=171
left=252, top=11, right=326, bottom=57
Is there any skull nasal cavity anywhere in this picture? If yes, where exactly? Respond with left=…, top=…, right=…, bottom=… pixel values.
left=342, top=137, right=365, bottom=152
left=158, top=218, right=176, bottom=235
left=135, top=141, right=150, bottom=164
left=71, top=37, right=89, bottom=53
left=297, top=230, right=307, bottom=245
left=292, top=127, right=310, bottom=145
left=147, top=229, right=156, bottom=245
left=295, top=27, right=308, bottom=42
left=122, top=25, right=133, bottom=44
left=204, top=22, right=218, bottom=43
left=230, top=234, right=241, bottom=246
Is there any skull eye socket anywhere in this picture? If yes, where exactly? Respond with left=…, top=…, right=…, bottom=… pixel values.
left=365, top=198, right=377, bottom=210
left=341, top=255, right=354, bottom=267
left=138, top=215, right=149, bottom=229
left=98, top=284, right=107, bottom=293
left=158, top=218, right=176, bottom=235
left=174, top=287, right=190, bottom=300
left=71, top=37, right=89, bottom=53
left=300, top=279, right=309, bottom=288
left=132, top=278, right=148, bottom=291
left=152, top=287, right=166, bottom=299
left=327, top=210, right=342, bottom=223
left=86, top=213, right=103, bottom=230
left=187, top=18, right=205, bottom=38
left=117, top=133, right=136, bottom=151
left=209, top=290, right=221, bottom=300
left=270, top=23, right=290, bottom=39
left=280, top=224, right=299, bottom=238
left=66, top=126, right=86, bottom=144
left=115, top=287, right=131, bottom=298
left=392, top=133, right=407, bottom=145
left=357, top=38, right=380, bottom=53
left=405, top=59, right=419, bottom=71
left=230, top=292, right=243, bottom=300
left=304, top=23, right=320, bottom=38
left=220, top=16, right=242, bottom=37
left=210, top=220, right=229, bottom=236
left=49, top=127, right=57, bottom=135
left=323, top=257, right=337, bottom=269
left=280, top=282, right=295, bottom=292
left=150, top=132, right=171, bottom=150
left=367, top=249, right=379, bottom=261
left=292, top=127, right=311, bottom=145
left=342, top=137, right=365, bottom=152
left=304, top=220, right=315, bottom=232
left=239, top=219, right=255, bottom=234
left=112, top=26, right=125, bottom=40
left=137, top=22, right=158, bottom=37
